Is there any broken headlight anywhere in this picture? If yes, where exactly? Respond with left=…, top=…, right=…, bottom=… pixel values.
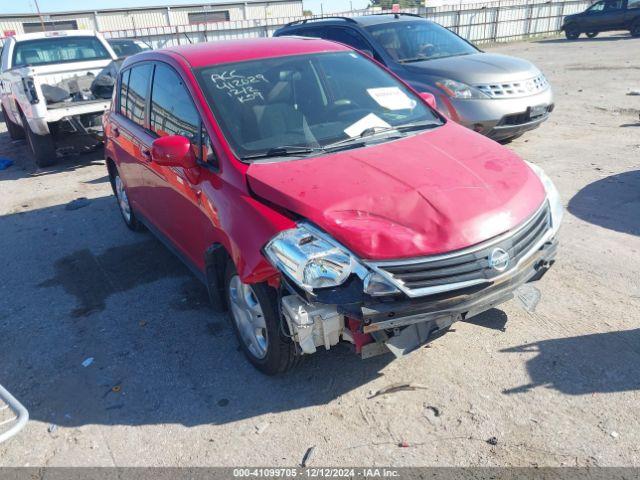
left=526, top=161, right=564, bottom=234
left=264, top=224, right=399, bottom=296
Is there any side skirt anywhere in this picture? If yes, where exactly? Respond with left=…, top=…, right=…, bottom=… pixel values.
left=136, top=213, right=207, bottom=285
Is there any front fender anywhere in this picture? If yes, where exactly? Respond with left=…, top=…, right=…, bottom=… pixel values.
left=199, top=178, right=295, bottom=285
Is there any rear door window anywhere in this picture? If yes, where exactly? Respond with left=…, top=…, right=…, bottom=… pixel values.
left=322, top=27, right=373, bottom=52
left=125, top=63, right=152, bottom=127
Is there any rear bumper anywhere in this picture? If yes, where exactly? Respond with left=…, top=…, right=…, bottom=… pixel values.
left=341, top=237, right=557, bottom=334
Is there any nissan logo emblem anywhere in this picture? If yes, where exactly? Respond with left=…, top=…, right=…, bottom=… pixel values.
left=489, top=248, right=510, bottom=272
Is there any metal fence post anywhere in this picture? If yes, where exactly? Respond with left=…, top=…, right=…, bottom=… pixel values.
left=493, top=6, right=500, bottom=41
left=525, top=4, right=533, bottom=36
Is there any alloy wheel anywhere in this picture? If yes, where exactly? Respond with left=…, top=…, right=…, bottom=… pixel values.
left=228, top=275, right=268, bottom=359
left=115, top=175, right=132, bottom=223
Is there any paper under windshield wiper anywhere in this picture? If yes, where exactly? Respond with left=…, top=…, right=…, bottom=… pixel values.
left=241, top=146, right=320, bottom=160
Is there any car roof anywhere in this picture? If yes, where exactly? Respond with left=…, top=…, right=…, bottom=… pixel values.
left=283, top=13, right=428, bottom=29
left=151, top=36, right=351, bottom=68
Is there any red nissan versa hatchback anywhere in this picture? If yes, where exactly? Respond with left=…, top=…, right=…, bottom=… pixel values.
left=104, top=37, right=562, bottom=374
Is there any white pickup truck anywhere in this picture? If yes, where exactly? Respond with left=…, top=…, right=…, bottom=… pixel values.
left=0, top=30, right=118, bottom=166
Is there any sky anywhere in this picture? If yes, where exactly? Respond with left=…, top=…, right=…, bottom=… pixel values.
left=1, top=0, right=371, bottom=15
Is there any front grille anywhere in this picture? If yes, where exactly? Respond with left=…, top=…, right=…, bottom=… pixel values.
left=475, top=74, right=549, bottom=98
left=370, top=202, right=551, bottom=297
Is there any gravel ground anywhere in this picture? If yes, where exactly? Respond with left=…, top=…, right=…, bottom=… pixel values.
left=0, top=32, right=639, bottom=468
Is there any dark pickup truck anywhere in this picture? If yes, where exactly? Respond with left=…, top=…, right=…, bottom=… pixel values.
left=562, top=0, right=640, bottom=38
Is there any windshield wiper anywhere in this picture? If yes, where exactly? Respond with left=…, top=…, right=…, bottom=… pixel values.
left=399, top=52, right=473, bottom=63
left=323, top=121, right=439, bottom=152
left=240, top=146, right=320, bottom=160
left=399, top=57, right=430, bottom=64
left=240, top=121, right=441, bottom=160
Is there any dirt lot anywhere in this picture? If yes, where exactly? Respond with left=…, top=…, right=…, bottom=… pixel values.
left=0, top=32, right=639, bottom=468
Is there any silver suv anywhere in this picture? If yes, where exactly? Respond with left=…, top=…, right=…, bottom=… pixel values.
left=275, top=13, right=554, bottom=142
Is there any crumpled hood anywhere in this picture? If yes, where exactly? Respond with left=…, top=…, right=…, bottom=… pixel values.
left=402, top=53, right=541, bottom=84
left=247, top=122, right=546, bottom=260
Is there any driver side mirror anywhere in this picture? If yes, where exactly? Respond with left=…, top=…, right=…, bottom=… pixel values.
left=420, top=92, right=438, bottom=110
left=151, top=135, right=198, bottom=169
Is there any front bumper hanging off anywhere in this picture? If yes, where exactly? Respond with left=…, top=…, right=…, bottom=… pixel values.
left=281, top=237, right=557, bottom=359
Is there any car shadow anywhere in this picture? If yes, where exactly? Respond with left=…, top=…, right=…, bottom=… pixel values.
left=500, top=329, right=640, bottom=395
left=0, top=197, right=394, bottom=428
left=461, top=308, right=508, bottom=332
left=567, top=170, right=640, bottom=236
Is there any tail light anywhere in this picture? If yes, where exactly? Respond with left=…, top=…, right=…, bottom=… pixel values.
left=22, top=77, right=39, bottom=104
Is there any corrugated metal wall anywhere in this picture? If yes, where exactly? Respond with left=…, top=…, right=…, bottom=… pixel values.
left=0, top=1, right=303, bottom=37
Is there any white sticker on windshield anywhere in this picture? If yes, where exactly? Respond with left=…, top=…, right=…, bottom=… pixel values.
left=344, top=113, right=391, bottom=138
left=367, top=87, right=416, bottom=111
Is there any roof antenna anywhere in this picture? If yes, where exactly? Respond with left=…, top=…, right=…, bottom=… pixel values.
left=394, top=13, right=400, bottom=19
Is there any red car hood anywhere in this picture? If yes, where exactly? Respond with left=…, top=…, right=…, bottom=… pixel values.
left=247, top=123, right=546, bottom=260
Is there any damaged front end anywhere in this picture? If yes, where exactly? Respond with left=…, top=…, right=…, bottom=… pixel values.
left=267, top=199, right=560, bottom=360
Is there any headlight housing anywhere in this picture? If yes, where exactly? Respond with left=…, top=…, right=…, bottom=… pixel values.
left=264, top=224, right=399, bottom=296
left=435, top=78, right=490, bottom=100
left=526, top=161, right=564, bottom=234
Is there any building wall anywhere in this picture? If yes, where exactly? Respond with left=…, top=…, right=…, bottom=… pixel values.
left=0, top=1, right=302, bottom=37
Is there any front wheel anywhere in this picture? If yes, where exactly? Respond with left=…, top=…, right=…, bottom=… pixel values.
left=225, top=261, right=299, bottom=375
left=631, top=20, right=640, bottom=37
left=586, top=31, right=599, bottom=38
left=564, top=26, right=580, bottom=39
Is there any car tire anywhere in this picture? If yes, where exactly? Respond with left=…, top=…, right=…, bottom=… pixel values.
left=586, top=31, right=599, bottom=38
left=112, top=167, right=144, bottom=231
left=2, top=105, right=25, bottom=140
left=564, top=26, right=580, bottom=39
left=631, top=20, right=640, bottom=37
left=225, top=260, right=300, bottom=375
left=20, top=111, right=56, bottom=167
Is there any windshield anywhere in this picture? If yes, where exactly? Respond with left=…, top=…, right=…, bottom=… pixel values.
left=366, top=21, right=478, bottom=62
left=12, top=36, right=111, bottom=68
left=196, top=51, right=441, bottom=160
left=109, top=39, right=151, bottom=57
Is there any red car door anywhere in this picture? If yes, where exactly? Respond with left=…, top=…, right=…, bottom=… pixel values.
left=139, top=62, right=214, bottom=272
